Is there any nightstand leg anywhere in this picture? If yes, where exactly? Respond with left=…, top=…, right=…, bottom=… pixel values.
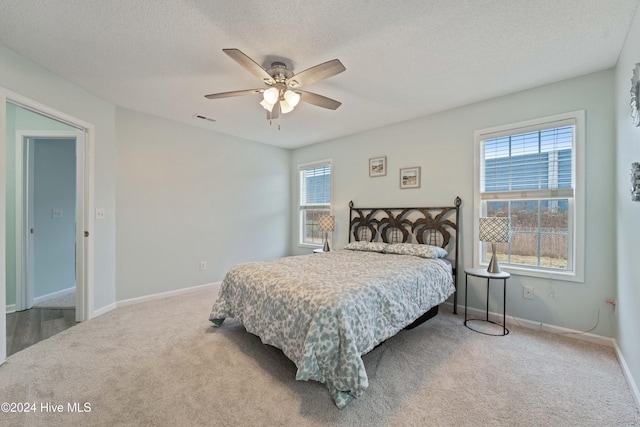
left=486, top=278, right=490, bottom=321
left=464, top=274, right=468, bottom=323
left=503, top=278, right=507, bottom=336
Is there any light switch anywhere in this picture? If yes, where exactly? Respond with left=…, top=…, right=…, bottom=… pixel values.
left=52, top=209, right=63, bottom=218
left=95, top=208, right=106, bottom=220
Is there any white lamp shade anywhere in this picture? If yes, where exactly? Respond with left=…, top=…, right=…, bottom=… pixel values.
left=260, top=99, right=274, bottom=111
left=263, top=87, right=279, bottom=104
left=284, top=90, right=301, bottom=107
left=318, top=215, right=335, bottom=232
left=479, top=217, right=510, bottom=243
left=280, top=99, right=294, bottom=114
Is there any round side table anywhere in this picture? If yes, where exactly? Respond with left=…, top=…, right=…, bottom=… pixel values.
left=464, top=268, right=511, bottom=336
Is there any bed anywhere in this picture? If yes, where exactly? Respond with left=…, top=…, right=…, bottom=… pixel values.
left=209, top=197, right=461, bottom=408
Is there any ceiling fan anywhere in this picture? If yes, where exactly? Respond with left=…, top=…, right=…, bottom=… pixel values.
left=205, top=48, right=346, bottom=120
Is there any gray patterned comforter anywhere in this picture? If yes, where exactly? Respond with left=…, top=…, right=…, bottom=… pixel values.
left=209, top=249, right=455, bottom=408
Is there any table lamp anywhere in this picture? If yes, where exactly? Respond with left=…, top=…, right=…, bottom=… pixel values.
left=479, top=217, right=510, bottom=273
left=318, top=215, right=335, bottom=252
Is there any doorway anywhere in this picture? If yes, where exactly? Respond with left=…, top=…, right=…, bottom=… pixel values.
left=18, top=136, right=78, bottom=312
left=2, top=94, right=94, bottom=361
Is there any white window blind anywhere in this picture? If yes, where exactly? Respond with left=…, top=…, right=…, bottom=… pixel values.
left=299, top=163, right=331, bottom=208
left=480, top=118, right=575, bottom=201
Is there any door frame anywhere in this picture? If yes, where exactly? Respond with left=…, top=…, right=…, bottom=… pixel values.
left=1, top=89, right=95, bottom=363
left=15, top=132, right=83, bottom=317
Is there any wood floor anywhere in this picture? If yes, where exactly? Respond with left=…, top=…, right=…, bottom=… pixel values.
left=6, top=308, right=77, bottom=357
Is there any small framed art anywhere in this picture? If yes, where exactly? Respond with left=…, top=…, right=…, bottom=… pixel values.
left=631, top=62, right=640, bottom=127
left=631, top=162, right=640, bottom=201
left=369, top=156, right=387, bottom=177
left=400, top=166, right=420, bottom=189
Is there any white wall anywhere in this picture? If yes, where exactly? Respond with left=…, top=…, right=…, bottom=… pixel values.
left=614, top=4, right=640, bottom=402
left=115, top=108, right=290, bottom=301
left=0, top=44, right=118, bottom=314
left=291, top=70, right=617, bottom=338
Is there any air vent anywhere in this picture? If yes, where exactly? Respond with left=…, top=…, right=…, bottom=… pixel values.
left=193, top=114, right=216, bottom=123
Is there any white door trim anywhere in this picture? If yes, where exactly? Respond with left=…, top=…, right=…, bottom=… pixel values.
left=1, top=88, right=95, bottom=363
left=0, top=93, right=6, bottom=364
left=15, top=130, right=84, bottom=310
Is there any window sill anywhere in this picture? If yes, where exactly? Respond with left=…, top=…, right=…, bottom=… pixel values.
left=477, top=262, right=584, bottom=283
left=298, top=243, right=323, bottom=249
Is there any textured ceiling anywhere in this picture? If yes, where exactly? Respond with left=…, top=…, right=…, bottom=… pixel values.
left=0, top=0, right=638, bottom=149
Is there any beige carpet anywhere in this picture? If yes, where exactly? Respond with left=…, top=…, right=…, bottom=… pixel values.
left=0, top=285, right=638, bottom=427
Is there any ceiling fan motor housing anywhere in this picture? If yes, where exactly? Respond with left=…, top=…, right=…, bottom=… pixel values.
left=267, top=62, right=294, bottom=83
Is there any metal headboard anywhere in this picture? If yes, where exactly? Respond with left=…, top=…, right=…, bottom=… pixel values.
left=348, top=196, right=462, bottom=313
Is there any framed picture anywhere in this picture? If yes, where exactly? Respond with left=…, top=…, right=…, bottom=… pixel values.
left=369, top=156, right=387, bottom=177
left=631, top=162, right=640, bottom=201
left=631, top=62, right=640, bottom=127
left=400, top=166, right=421, bottom=189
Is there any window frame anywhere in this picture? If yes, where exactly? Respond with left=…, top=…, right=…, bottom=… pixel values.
left=298, top=159, right=333, bottom=248
left=473, top=111, right=585, bottom=282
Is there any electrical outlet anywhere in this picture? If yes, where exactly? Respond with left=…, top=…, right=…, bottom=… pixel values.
left=200, top=261, right=207, bottom=271
left=523, top=286, right=534, bottom=300
left=605, top=299, right=617, bottom=314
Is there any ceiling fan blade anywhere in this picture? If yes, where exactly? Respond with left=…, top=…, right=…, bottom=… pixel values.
left=204, top=89, right=263, bottom=99
left=223, top=48, right=274, bottom=84
left=287, top=59, right=345, bottom=88
left=298, top=90, right=342, bottom=110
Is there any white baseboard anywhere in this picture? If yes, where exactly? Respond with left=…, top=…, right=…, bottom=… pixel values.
left=92, top=302, right=117, bottom=318
left=5, top=304, right=16, bottom=314
left=443, top=302, right=614, bottom=347
left=116, top=282, right=219, bottom=308
left=33, top=286, right=75, bottom=305
left=90, top=282, right=220, bottom=319
left=614, top=340, right=640, bottom=411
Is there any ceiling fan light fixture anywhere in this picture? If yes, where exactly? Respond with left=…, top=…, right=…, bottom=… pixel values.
left=260, top=99, right=275, bottom=112
left=263, top=87, right=279, bottom=104
left=280, top=99, right=294, bottom=114
left=284, top=90, right=301, bottom=107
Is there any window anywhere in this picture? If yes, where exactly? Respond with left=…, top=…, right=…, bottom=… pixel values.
left=299, top=160, right=331, bottom=246
left=474, top=111, right=584, bottom=281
